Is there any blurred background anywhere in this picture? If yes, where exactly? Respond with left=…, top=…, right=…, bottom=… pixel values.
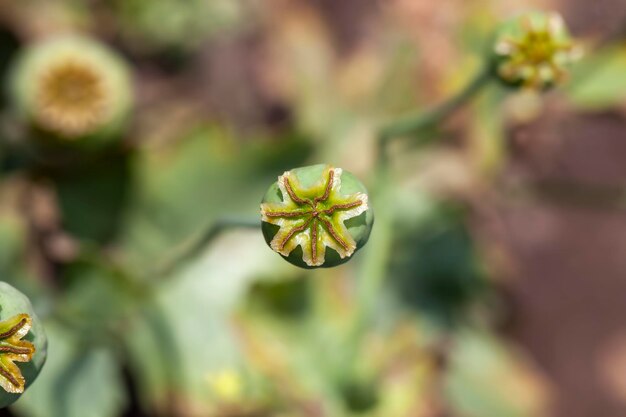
left=0, top=0, right=626, bottom=416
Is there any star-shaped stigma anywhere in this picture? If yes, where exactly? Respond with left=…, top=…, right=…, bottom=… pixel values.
left=495, top=13, right=580, bottom=89
left=261, top=166, right=368, bottom=267
left=0, top=314, right=35, bottom=394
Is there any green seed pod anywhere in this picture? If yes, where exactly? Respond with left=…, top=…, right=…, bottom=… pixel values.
left=261, top=164, right=374, bottom=269
left=7, top=35, right=133, bottom=147
left=490, top=11, right=581, bottom=90
left=0, top=282, right=47, bottom=408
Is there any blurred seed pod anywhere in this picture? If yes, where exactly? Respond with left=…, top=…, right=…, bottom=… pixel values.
left=0, top=282, right=47, bottom=408
left=7, top=35, right=134, bottom=148
left=261, top=164, right=374, bottom=269
left=490, top=11, right=581, bottom=90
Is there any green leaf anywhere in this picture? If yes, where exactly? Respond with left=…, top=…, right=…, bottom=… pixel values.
left=0, top=216, right=28, bottom=285
left=388, top=204, right=488, bottom=327
left=54, top=150, right=134, bottom=244
left=55, top=258, right=137, bottom=338
left=446, top=330, right=549, bottom=417
left=565, top=46, right=626, bottom=110
left=12, top=323, right=126, bottom=417
left=124, top=230, right=281, bottom=413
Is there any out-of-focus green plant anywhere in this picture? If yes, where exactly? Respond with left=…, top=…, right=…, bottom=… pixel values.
left=388, top=205, right=488, bottom=326
left=114, top=0, right=243, bottom=55
left=565, top=44, right=626, bottom=109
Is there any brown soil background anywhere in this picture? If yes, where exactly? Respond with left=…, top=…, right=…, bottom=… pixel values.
left=488, top=1, right=626, bottom=416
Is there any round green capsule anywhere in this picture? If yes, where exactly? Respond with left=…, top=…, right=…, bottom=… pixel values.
left=261, top=164, right=374, bottom=269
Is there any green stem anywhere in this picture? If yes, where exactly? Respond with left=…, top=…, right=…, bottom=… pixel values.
left=366, top=67, right=492, bottom=307
left=379, top=67, right=492, bottom=143
left=353, top=171, right=393, bottom=332
left=156, top=217, right=261, bottom=279
left=346, top=67, right=493, bottom=371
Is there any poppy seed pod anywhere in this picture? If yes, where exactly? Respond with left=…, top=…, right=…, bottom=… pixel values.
left=491, top=11, right=581, bottom=90
left=8, top=35, right=133, bottom=147
left=0, top=282, right=47, bottom=408
left=261, top=164, right=374, bottom=269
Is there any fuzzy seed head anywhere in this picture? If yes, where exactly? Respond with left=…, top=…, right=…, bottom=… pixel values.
left=494, top=12, right=581, bottom=90
left=35, top=58, right=109, bottom=138
left=9, top=35, right=133, bottom=142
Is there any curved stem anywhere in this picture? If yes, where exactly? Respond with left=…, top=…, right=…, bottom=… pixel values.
left=348, top=171, right=394, bottom=349
left=379, top=67, right=492, bottom=143
left=365, top=67, right=493, bottom=306
left=346, top=67, right=493, bottom=373
left=156, top=217, right=261, bottom=279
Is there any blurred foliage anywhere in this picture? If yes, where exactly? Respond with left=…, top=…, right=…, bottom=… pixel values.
left=55, top=150, right=134, bottom=244
left=389, top=204, right=488, bottom=327
left=565, top=45, right=626, bottom=109
left=13, top=323, right=127, bottom=417
left=117, top=125, right=312, bottom=273
left=115, top=0, right=246, bottom=55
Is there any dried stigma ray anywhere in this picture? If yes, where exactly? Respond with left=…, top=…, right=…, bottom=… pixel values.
left=261, top=166, right=369, bottom=267
left=494, top=12, right=581, bottom=90
left=0, top=314, right=35, bottom=394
